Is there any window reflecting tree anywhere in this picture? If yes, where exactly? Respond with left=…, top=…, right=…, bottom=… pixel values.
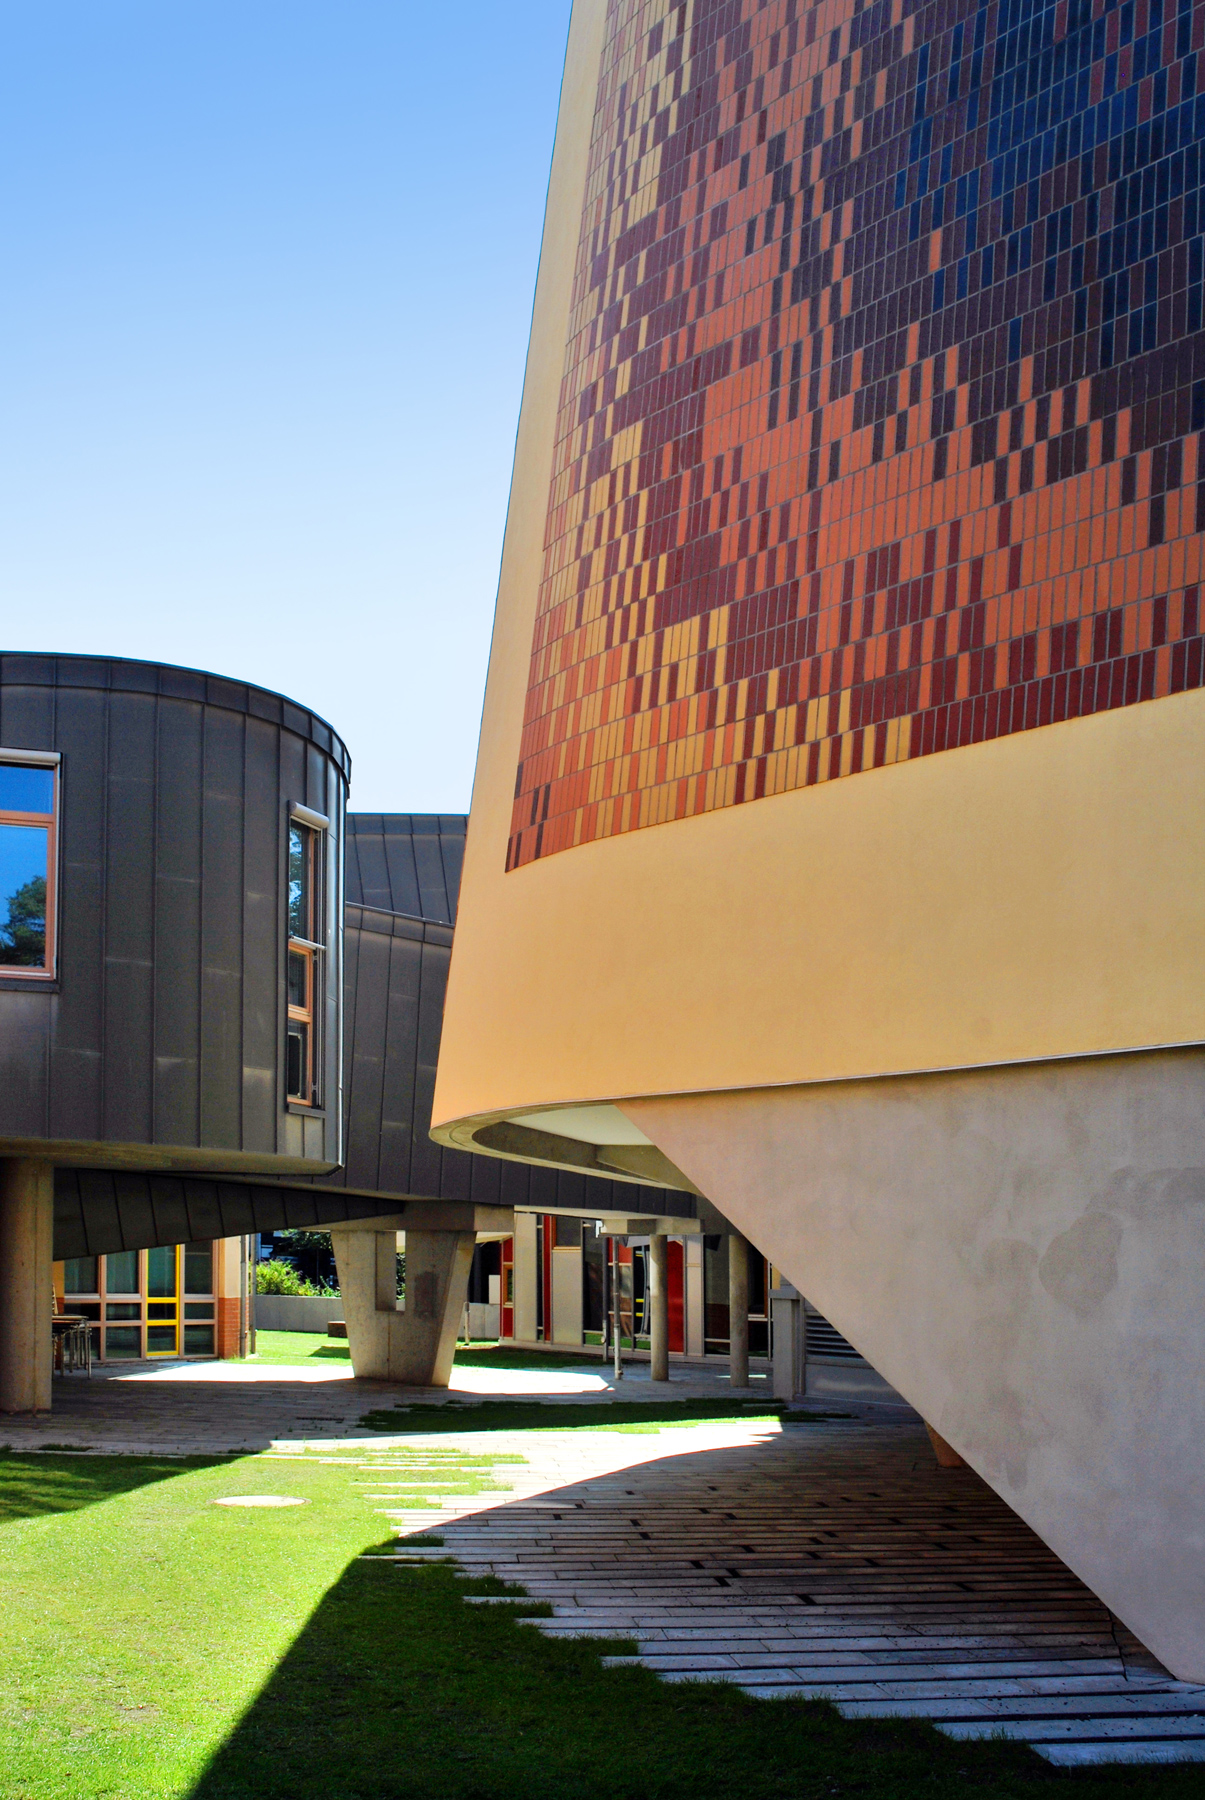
left=0, top=875, right=46, bottom=966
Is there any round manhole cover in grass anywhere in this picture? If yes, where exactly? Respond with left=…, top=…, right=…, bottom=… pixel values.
left=213, top=1496, right=309, bottom=1508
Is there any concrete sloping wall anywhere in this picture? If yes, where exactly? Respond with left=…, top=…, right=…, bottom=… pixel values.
left=624, top=1046, right=1205, bottom=1683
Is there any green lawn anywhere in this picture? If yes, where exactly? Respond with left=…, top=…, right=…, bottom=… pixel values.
left=243, top=1332, right=609, bottom=1371
left=357, top=1398, right=839, bottom=1433
left=451, top=1343, right=607, bottom=1371
left=242, top=1329, right=350, bottom=1363
left=0, top=1446, right=1201, bottom=1800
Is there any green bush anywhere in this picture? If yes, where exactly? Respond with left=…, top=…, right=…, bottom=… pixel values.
left=255, top=1260, right=327, bottom=1297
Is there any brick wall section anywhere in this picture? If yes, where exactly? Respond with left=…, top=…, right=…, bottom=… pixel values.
left=215, top=1296, right=242, bottom=1360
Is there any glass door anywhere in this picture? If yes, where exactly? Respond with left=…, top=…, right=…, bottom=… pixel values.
left=102, top=1251, right=144, bottom=1359
left=182, top=1242, right=216, bottom=1355
left=145, top=1246, right=180, bottom=1356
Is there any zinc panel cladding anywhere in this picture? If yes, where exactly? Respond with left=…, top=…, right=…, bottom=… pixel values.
left=508, top=0, right=1205, bottom=866
left=51, top=1168, right=414, bottom=1261
left=345, top=814, right=467, bottom=924
left=0, top=654, right=347, bottom=1163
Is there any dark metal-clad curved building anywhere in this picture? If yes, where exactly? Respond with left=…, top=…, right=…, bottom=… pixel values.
left=0, top=651, right=350, bottom=1411
left=0, top=652, right=349, bottom=1174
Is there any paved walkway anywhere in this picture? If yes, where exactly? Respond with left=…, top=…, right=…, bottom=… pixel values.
left=14, top=1357, right=1205, bottom=1767
left=386, top=1419, right=1205, bottom=1769
left=10, top=1355, right=781, bottom=1455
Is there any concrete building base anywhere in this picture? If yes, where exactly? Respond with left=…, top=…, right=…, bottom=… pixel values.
left=804, top=1359, right=910, bottom=1406
left=624, top=1045, right=1205, bottom=1682
left=0, top=1158, right=54, bottom=1414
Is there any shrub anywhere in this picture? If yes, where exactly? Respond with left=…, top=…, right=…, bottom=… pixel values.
left=256, top=1260, right=323, bottom=1297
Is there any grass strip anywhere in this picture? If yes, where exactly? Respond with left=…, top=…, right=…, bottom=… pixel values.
left=240, top=1330, right=350, bottom=1364
left=0, top=1447, right=228, bottom=1522
left=246, top=1333, right=617, bottom=1372
left=451, top=1344, right=607, bottom=1370
left=356, top=1399, right=851, bottom=1433
left=0, top=1445, right=521, bottom=1799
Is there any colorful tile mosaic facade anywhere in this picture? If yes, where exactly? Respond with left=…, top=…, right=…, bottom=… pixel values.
left=509, top=0, right=1205, bottom=866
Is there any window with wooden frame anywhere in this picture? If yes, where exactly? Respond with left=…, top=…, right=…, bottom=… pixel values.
left=286, top=815, right=325, bottom=1106
left=0, top=752, right=58, bottom=980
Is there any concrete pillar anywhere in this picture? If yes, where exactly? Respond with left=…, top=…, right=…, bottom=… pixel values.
left=331, top=1226, right=475, bottom=1387
left=770, top=1281, right=805, bottom=1402
left=648, top=1234, right=669, bottom=1381
left=399, top=1231, right=476, bottom=1386
left=728, top=1229, right=749, bottom=1389
left=330, top=1229, right=397, bottom=1380
left=0, top=1158, right=54, bottom=1414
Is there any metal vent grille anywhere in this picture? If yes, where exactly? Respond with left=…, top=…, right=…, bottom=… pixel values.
left=806, top=1312, right=862, bottom=1361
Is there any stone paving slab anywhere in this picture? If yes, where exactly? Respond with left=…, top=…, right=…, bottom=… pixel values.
left=395, top=1420, right=1205, bottom=1770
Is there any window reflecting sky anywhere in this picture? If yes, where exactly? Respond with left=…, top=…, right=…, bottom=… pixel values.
left=0, top=766, right=54, bottom=814
left=0, top=824, right=47, bottom=905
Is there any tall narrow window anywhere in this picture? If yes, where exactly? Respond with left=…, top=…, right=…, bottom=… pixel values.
left=286, top=818, right=324, bottom=1105
left=0, top=758, right=57, bottom=978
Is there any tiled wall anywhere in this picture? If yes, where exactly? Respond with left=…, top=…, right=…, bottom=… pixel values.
left=509, top=0, right=1205, bottom=866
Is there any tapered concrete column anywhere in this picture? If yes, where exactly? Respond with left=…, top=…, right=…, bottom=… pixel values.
left=331, top=1226, right=475, bottom=1387
left=648, top=1234, right=669, bottom=1381
left=330, top=1229, right=400, bottom=1380
left=728, top=1230, right=749, bottom=1389
left=0, top=1159, right=54, bottom=1414
left=397, top=1230, right=476, bottom=1387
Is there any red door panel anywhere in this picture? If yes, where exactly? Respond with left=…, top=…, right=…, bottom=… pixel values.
left=500, top=1236, right=514, bottom=1340
left=668, top=1239, right=685, bottom=1354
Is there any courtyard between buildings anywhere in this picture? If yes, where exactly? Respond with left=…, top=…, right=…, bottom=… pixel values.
left=0, top=1343, right=1202, bottom=1797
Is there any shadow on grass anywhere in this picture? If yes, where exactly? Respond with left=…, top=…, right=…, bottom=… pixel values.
left=0, top=1449, right=228, bottom=1524
left=187, top=1546, right=1196, bottom=1800
left=356, top=1399, right=852, bottom=1433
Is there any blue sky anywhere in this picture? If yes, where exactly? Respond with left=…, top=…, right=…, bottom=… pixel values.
left=0, top=824, right=47, bottom=915
left=0, top=1, right=571, bottom=810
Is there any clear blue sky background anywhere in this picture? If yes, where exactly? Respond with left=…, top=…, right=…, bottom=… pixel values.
left=0, top=1, right=572, bottom=810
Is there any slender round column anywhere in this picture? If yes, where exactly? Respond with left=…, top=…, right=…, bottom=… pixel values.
left=728, top=1230, right=749, bottom=1389
left=0, top=1158, right=54, bottom=1414
left=648, top=1234, right=669, bottom=1381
